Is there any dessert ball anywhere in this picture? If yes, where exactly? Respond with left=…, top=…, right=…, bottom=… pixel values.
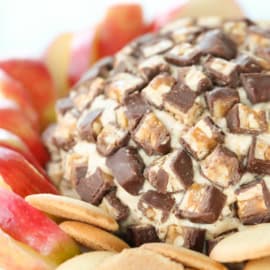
left=45, top=17, right=270, bottom=252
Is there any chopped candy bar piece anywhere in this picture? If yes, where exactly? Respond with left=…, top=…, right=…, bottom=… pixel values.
left=77, top=109, right=103, bottom=142
left=133, top=112, right=171, bottom=155
left=236, top=179, right=270, bottom=225
left=247, top=135, right=270, bottom=174
left=177, top=183, right=227, bottom=224
left=142, top=73, right=176, bottom=108
left=165, top=43, right=201, bottom=66
left=171, top=26, right=203, bottom=43
left=56, top=97, right=74, bottom=116
left=138, top=55, right=170, bottom=80
left=140, top=38, right=174, bottom=58
left=96, top=124, right=129, bottom=156
left=165, top=225, right=205, bottom=252
left=234, top=53, right=262, bottom=73
left=138, top=190, right=175, bottom=223
left=178, top=66, right=212, bottom=94
left=198, top=29, right=237, bottom=60
left=105, top=72, right=145, bottom=103
left=101, top=190, right=129, bottom=222
left=181, top=117, right=224, bottom=160
left=200, top=145, right=241, bottom=187
left=226, top=103, right=267, bottom=134
left=123, top=92, right=149, bottom=130
left=126, top=224, right=160, bottom=247
left=145, top=149, right=193, bottom=193
left=76, top=168, right=114, bottom=205
left=204, top=57, right=238, bottom=87
left=206, top=87, right=239, bottom=118
left=163, top=86, right=203, bottom=125
left=241, top=73, right=270, bottom=104
left=106, top=147, right=145, bottom=195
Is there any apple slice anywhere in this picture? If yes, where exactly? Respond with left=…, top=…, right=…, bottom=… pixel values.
left=99, top=4, right=146, bottom=57
left=0, top=189, right=79, bottom=265
left=0, top=59, right=56, bottom=130
left=44, top=32, right=73, bottom=98
left=0, top=128, right=47, bottom=176
left=0, top=102, right=49, bottom=165
left=0, top=146, right=58, bottom=197
left=0, top=69, right=40, bottom=131
left=68, top=27, right=100, bottom=86
left=0, top=228, right=56, bottom=270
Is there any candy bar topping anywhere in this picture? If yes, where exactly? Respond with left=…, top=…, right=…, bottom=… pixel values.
left=140, top=38, right=173, bottom=58
left=177, top=183, right=227, bottom=224
left=236, top=179, right=270, bottom=225
left=200, top=145, right=241, bottom=187
left=227, top=103, right=267, bottom=134
left=234, top=53, right=262, bottom=73
left=106, top=147, right=144, bottom=195
left=145, top=149, right=193, bottom=193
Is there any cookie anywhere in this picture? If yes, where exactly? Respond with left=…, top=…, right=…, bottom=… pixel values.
left=25, top=194, right=118, bottom=231
left=56, top=251, right=116, bottom=270
left=59, top=221, right=129, bottom=252
left=142, top=243, right=227, bottom=270
left=244, top=256, right=270, bottom=270
left=96, top=248, right=184, bottom=270
left=210, top=223, right=270, bottom=262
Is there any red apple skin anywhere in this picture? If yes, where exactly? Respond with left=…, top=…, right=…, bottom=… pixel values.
left=0, top=69, right=40, bottom=131
left=0, top=59, right=56, bottom=130
left=99, top=4, right=146, bottom=57
left=0, top=102, right=49, bottom=165
left=0, top=228, right=56, bottom=270
left=0, top=146, right=58, bottom=197
left=68, top=27, right=100, bottom=86
left=0, top=189, right=79, bottom=264
left=0, top=128, right=46, bottom=176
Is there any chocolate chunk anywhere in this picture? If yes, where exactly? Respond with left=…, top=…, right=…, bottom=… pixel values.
left=178, top=66, right=212, bottom=94
left=105, top=72, right=145, bottom=103
left=204, top=56, right=238, bottom=87
left=126, top=224, right=160, bottom=247
left=96, top=124, right=129, bottom=156
left=177, top=183, right=227, bottom=224
left=241, top=73, right=270, bottom=104
left=101, top=190, right=129, bottom=222
left=165, top=43, right=201, bottom=66
left=138, top=55, right=170, bottom=80
left=164, top=85, right=203, bottom=125
left=113, top=56, right=138, bottom=75
left=234, top=53, right=262, bottom=73
left=171, top=25, right=203, bottom=43
left=200, top=145, right=241, bottom=187
left=198, top=29, right=237, bottom=60
left=72, top=163, right=88, bottom=186
left=142, top=73, right=176, bottom=108
left=76, top=168, right=114, bottom=205
left=226, top=103, right=267, bottom=134
left=123, top=92, right=149, bottom=130
left=165, top=225, right=205, bottom=252
left=106, top=147, right=145, bottom=195
left=140, top=38, right=173, bottom=58
left=133, top=112, right=171, bottom=155
left=181, top=117, right=224, bottom=160
left=206, top=87, right=240, bottom=118
left=145, top=149, right=193, bottom=193
left=138, top=190, right=175, bottom=222
left=236, top=179, right=270, bottom=225
left=56, top=97, right=74, bottom=116
left=77, top=109, right=103, bottom=142
left=247, top=136, right=270, bottom=174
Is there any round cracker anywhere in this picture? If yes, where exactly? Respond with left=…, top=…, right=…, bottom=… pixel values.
left=96, top=248, right=184, bottom=270
left=25, top=194, right=118, bottom=231
left=210, top=224, right=270, bottom=262
left=56, top=251, right=115, bottom=270
left=244, top=257, right=270, bottom=270
left=142, top=243, right=227, bottom=270
left=59, top=221, right=129, bottom=252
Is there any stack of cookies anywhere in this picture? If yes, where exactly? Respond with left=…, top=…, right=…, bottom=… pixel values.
left=43, top=16, right=270, bottom=269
